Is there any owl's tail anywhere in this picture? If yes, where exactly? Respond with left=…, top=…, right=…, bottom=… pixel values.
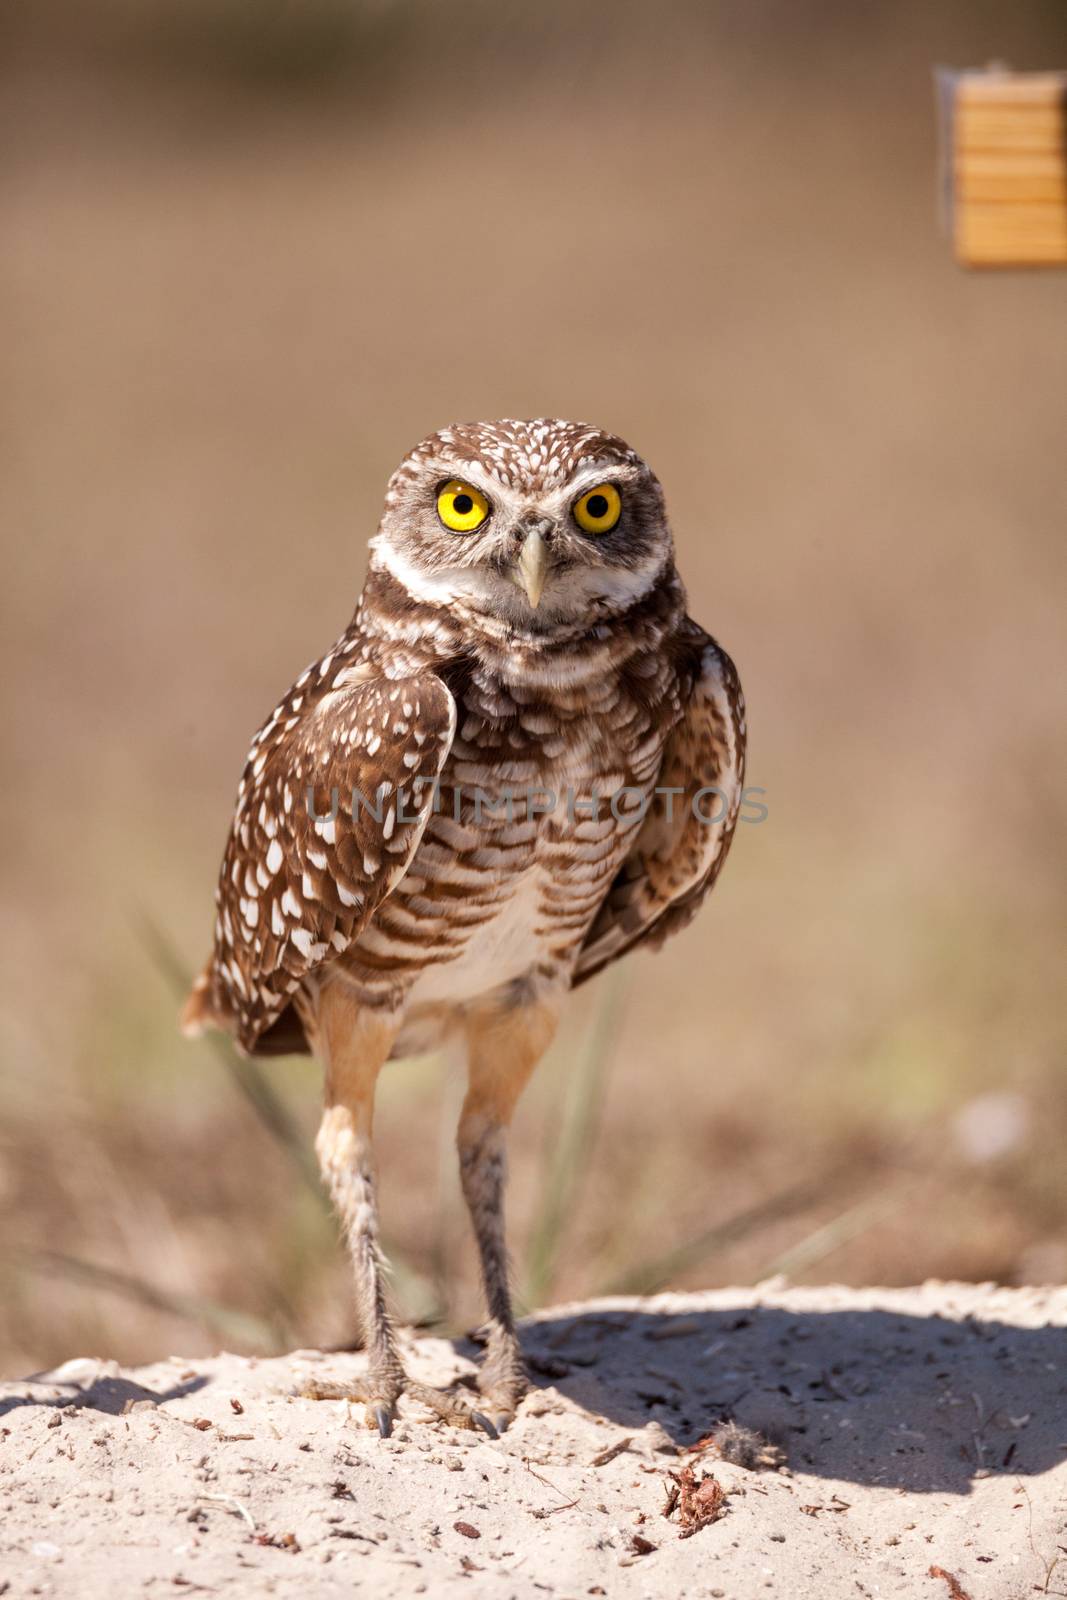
left=180, top=961, right=225, bottom=1038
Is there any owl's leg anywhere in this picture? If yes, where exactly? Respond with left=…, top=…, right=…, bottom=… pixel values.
left=299, top=983, right=407, bottom=1436
left=300, top=981, right=496, bottom=1439
left=457, top=994, right=560, bottom=1433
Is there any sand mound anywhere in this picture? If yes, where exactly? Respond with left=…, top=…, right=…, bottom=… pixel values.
left=2, top=1282, right=1064, bottom=1598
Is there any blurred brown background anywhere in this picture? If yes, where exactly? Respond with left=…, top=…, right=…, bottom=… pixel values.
left=2, top=0, right=1065, bottom=1376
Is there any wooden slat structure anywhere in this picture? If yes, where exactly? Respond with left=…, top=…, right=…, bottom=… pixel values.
left=944, top=69, right=1067, bottom=267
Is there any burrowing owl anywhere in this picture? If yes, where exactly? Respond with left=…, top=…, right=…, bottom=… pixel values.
left=183, top=419, right=745, bottom=1436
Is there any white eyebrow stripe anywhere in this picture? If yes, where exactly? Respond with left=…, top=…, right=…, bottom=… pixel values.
left=420, top=458, right=512, bottom=503
left=559, top=463, right=636, bottom=499
left=521, top=466, right=640, bottom=522
left=420, top=456, right=636, bottom=513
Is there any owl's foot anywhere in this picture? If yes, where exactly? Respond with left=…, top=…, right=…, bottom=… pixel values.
left=405, top=1380, right=499, bottom=1438
left=473, top=1375, right=526, bottom=1436
left=473, top=1344, right=528, bottom=1435
left=298, top=1371, right=497, bottom=1439
left=299, top=1370, right=404, bottom=1438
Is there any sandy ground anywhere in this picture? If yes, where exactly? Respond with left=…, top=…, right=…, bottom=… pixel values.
left=2, top=1283, right=1066, bottom=1600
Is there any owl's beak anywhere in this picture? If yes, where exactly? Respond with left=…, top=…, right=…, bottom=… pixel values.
left=516, top=523, right=551, bottom=609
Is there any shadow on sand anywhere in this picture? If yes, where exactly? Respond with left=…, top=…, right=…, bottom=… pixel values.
left=449, top=1302, right=1067, bottom=1496
left=0, top=1370, right=209, bottom=1420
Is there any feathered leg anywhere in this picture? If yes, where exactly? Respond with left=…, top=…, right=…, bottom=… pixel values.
left=458, top=994, right=560, bottom=1432
left=299, top=984, right=405, bottom=1434
left=302, top=980, right=495, bottom=1438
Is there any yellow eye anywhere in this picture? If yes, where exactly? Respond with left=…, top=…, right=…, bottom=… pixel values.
left=437, top=479, right=489, bottom=533
left=573, top=482, right=621, bottom=535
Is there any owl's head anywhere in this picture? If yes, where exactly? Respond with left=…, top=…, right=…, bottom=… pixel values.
left=370, top=419, right=674, bottom=631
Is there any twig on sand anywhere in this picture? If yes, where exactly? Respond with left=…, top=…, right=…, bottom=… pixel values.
left=197, top=1494, right=256, bottom=1534
left=524, top=1458, right=580, bottom=1517
left=589, top=1436, right=633, bottom=1468
left=928, top=1567, right=974, bottom=1600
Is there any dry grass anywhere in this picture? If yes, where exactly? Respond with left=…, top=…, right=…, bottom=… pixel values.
left=2, top=0, right=1066, bottom=1375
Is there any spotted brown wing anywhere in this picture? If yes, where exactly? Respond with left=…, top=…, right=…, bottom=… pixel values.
left=184, top=667, right=456, bottom=1054
left=573, top=633, right=745, bottom=985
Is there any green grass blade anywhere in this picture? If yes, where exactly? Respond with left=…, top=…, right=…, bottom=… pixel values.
left=524, top=968, right=626, bottom=1308
left=137, top=911, right=441, bottom=1326
left=757, top=1190, right=901, bottom=1282
left=597, top=1171, right=852, bottom=1297
left=20, top=1248, right=284, bottom=1351
left=137, top=911, right=325, bottom=1201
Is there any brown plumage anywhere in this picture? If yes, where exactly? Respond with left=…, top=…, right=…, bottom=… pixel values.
left=183, top=418, right=745, bottom=1436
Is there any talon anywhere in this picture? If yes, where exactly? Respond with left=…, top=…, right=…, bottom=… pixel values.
left=471, top=1411, right=498, bottom=1440
left=373, top=1404, right=394, bottom=1439
left=490, top=1412, right=513, bottom=1436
